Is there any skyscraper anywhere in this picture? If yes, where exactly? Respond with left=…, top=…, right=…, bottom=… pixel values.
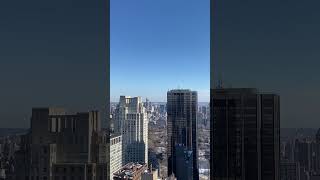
left=210, top=88, right=280, bottom=180
left=260, top=94, right=280, bottom=180
left=116, top=96, right=148, bottom=165
left=167, top=89, right=198, bottom=179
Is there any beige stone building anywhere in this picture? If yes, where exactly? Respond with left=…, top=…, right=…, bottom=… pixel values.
left=11, top=108, right=109, bottom=180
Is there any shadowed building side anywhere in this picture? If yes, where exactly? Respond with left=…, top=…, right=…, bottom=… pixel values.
left=210, top=88, right=280, bottom=180
left=167, top=89, right=199, bottom=180
left=10, top=107, right=111, bottom=180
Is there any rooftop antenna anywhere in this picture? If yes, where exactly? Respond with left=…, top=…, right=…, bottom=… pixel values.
left=217, top=73, right=223, bottom=89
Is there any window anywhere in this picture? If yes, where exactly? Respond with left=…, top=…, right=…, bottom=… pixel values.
left=43, top=147, right=47, bottom=154
left=75, top=136, right=78, bottom=144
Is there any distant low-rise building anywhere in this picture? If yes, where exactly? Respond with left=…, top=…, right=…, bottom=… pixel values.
left=113, top=162, right=147, bottom=180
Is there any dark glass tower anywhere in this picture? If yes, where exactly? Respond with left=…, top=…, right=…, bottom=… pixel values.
left=210, top=88, right=280, bottom=180
left=260, top=94, right=280, bottom=180
left=167, top=89, right=199, bottom=180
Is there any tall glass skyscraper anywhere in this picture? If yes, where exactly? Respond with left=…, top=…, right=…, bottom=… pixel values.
left=167, top=89, right=199, bottom=180
left=210, top=88, right=280, bottom=180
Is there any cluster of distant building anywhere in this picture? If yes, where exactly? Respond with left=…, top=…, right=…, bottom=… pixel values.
left=110, top=89, right=200, bottom=180
left=0, top=89, right=201, bottom=180
left=9, top=87, right=320, bottom=180
left=281, top=129, right=320, bottom=180
left=0, top=106, right=158, bottom=180
left=0, top=136, right=20, bottom=180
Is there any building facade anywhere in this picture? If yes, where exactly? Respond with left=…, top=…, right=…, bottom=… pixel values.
left=110, top=134, right=122, bottom=180
left=167, top=89, right=198, bottom=180
left=11, top=108, right=109, bottom=180
left=210, top=88, right=280, bottom=180
left=174, top=144, right=193, bottom=180
left=116, top=96, right=148, bottom=165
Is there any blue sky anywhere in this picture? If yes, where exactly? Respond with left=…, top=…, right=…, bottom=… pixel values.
left=110, top=0, right=210, bottom=102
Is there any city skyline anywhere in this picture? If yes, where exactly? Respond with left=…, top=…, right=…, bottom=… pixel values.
left=110, top=92, right=210, bottom=103
left=1, top=0, right=320, bottom=180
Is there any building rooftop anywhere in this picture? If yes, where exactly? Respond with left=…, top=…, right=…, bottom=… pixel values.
left=110, top=133, right=122, bottom=139
left=167, top=89, right=195, bottom=93
left=113, top=162, right=147, bottom=179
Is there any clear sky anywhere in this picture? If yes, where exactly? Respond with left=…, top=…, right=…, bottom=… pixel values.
left=110, top=0, right=210, bottom=102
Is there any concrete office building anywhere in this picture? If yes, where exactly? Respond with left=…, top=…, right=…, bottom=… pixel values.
left=116, top=96, right=148, bottom=165
left=10, top=107, right=109, bottom=180
left=110, top=134, right=123, bottom=180
left=211, top=88, right=280, bottom=180
left=167, top=89, right=198, bottom=180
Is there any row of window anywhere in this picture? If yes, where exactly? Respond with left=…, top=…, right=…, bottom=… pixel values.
left=49, top=118, right=77, bottom=133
